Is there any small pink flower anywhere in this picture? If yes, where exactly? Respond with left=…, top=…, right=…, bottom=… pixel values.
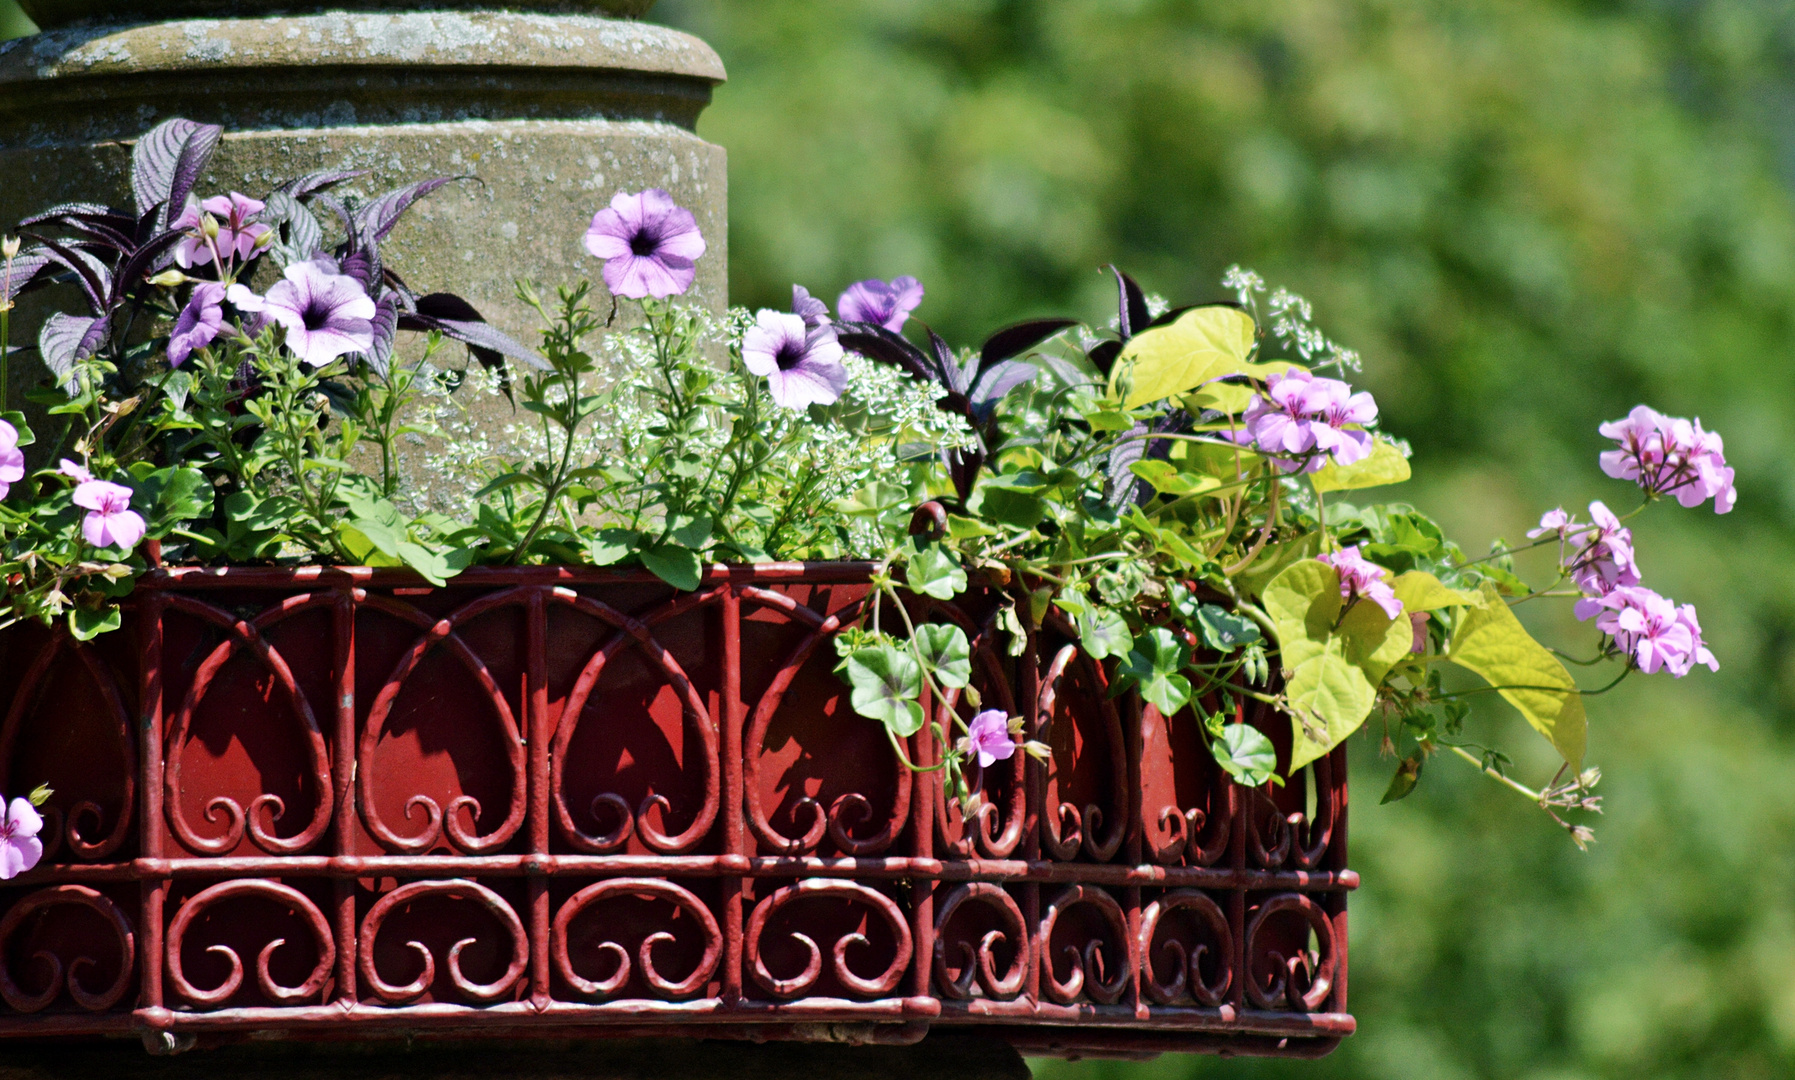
left=58, top=459, right=93, bottom=484
left=72, top=480, right=146, bottom=551
left=0, top=419, right=23, bottom=500
left=0, top=795, right=43, bottom=880
left=1240, top=369, right=1379, bottom=474
left=1599, top=405, right=1735, bottom=514
left=173, top=192, right=271, bottom=269
left=1527, top=508, right=1572, bottom=539
left=1317, top=545, right=1404, bottom=619
left=1409, top=611, right=1431, bottom=654
left=1594, top=586, right=1714, bottom=676
left=961, top=709, right=1018, bottom=769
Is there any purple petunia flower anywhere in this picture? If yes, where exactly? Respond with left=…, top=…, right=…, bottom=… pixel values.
left=792, top=285, right=831, bottom=329
left=1239, top=369, right=1380, bottom=474
left=582, top=189, right=707, bottom=300
left=229, top=260, right=375, bottom=368
left=1598, top=405, right=1736, bottom=514
left=742, top=308, right=848, bottom=409
left=838, top=276, right=924, bottom=332
left=1594, top=586, right=1715, bottom=676
left=0, top=795, right=43, bottom=881
left=0, top=419, right=23, bottom=501
left=169, top=281, right=226, bottom=367
left=961, top=710, right=1018, bottom=769
left=173, top=192, right=272, bottom=270
left=1318, top=545, right=1404, bottom=619
left=72, top=479, right=146, bottom=551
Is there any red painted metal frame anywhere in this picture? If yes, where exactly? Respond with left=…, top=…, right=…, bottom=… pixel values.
left=0, top=562, right=1354, bottom=1059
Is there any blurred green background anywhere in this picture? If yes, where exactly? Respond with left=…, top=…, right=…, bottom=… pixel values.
left=6, top=1, right=1794, bottom=1077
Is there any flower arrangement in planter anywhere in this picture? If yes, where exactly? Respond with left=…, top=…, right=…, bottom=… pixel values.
left=0, top=118, right=1731, bottom=1056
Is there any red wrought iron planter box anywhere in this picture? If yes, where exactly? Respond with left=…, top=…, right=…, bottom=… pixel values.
left=0, top=563, right=1354, bottom=1059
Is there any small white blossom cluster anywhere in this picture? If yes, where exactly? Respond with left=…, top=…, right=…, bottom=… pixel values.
left=1223, top=265, right=1362, bottom=374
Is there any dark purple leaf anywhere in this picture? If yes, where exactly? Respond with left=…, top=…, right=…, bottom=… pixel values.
left=980, top=318, right=1076, bottom=367
left=338, top=246, right=379, bottom=292
left=949, top=448, right=985, bottom=505
left=2, top=250, right=56, bottom=304
left=112, top=230, right=187, bottom=305
left=1105, top=409, right=1192, bottom=509
left=401, top=292, right=546, bottom=368
left=275, top=168, right=369, bottom=200
left=926, top=327, right=968, bottom=393
left=28, top=236, right=111, bottom=314
left=968, top=358, right=1038, bottom=419
left=1088, top=339, right=1123, bottom=377
left=261, top=191, right=325, bottom=263
left=130, top=119, right=222, bottom=228
left=357, top=177, right=464, bottom=242
left=1109, top=266, right=1150, bottom=342
left=836, top=324, right=934, bottom=382
left=311, top=194, right=352, bottom=233
left=362, top=295, right=401, bottom=377
left=38, top=312, right=109, bottom=386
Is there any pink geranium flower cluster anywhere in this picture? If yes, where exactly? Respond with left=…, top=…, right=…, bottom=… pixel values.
left=1318, top=545, right=1404, bottom=619
left=1239, top=369, right=1379, bottom=474
left=1599, top=405, right=1735, bottom=513
left=0, top=419, right=24, bottom=500
left=1528, top=501, right=1641, bottom=619
left=1592, top=587, right=1717, bottom=677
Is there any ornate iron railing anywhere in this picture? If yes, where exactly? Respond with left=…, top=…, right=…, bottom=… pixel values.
left=0, top=563, right=1353, bottom=1058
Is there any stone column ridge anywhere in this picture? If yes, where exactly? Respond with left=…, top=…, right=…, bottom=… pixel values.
left=18, top=0, right=658, bottom=30
left=0, top=11, right=724, bottom=145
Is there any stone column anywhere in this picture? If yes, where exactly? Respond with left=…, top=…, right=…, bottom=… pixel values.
left=0, top=0, right=727, bottom=397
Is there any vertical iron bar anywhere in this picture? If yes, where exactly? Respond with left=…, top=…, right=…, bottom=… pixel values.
left=1328, top=743, right=1349, bottom=1014
left=720, top=587, right=744, bottom=1006
left=332, top=589, right=357, bottom=1008
left=137, top=593, right=167, bottom=1023
left=527, top=587, right=551, bottom=1008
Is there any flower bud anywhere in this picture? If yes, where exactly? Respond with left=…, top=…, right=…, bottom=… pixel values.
left=201, top=213, right=221, bottom=239
left=1, top=236, right=18, bottom=260
left=148, top=270, right=187, bottom=288
left=254, top=228, right=275, bottom=249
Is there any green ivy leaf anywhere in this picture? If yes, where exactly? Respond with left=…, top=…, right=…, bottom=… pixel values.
left=137, top=466, right=212, bottom=539
left=906, top=542, right=967, bottom=600
left=973, top=485, right=1049, bottom=530
left=69, top=604, right=121, bottom=641
left=641, top=543, right=702, bottom=592
left=1078, top=607, right=1133, bottom=660
left=586, top=527, right=640, bottom=566
left=667, top=514, right=714, bottom=550
left=913, top=623, right=972, bottom=689
left=1109, top=305, right=1260, bottom=408
left=845, top=641, right=927, bottom=736
left=1196, top=604, right=1262, bottom=652
left=1213, top=723, right=1278, bottom=787
left=1129, top=459, right=1224, bottom=498
left=1446, top=584, right=1587, bottom=768
left=1120, top=627, right=1192, bottom=715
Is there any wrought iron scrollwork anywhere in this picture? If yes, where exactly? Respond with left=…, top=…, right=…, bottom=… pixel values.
left=0, top=885, right=135, bottom=1012
left=1038, top=884, right=1131, bottom=1004
left=166, top=880, right=333, bottom=1006
left=1138, top=889, right=1232, bottom=1006
left=933, top=882, right=1027, bottom=1000
left=359, top=879, right=528, bottom=1004
left=744, top=879, right=912, bottom=999
left=552, top=878, right=721, bottom=999
left=1244, top=892, right=1337, bottom=1012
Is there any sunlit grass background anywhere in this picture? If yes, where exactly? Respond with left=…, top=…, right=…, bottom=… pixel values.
left=7, top=2, right=1795, bottom=1076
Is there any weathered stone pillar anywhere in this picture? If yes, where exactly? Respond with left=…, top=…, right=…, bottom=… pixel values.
left=0, top=0, right=727, bottom=374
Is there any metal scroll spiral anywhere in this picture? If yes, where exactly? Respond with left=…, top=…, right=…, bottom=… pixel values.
left=1143, top=691, right=1237, bottom=867
left=357, top=591, right=528, bottom=855
left=359, top=879, right=528, bottom=1004
left=0, top=634, right=137, bottom=861
left=744, top=880, right=913, bottom=999
left=166, top=880, right=334, bottom=1006
left=1035, top=633, right=1129, bottom=863
left=1243, top=892, right=1337, bottom=1012
left=932, top=605, right=1024, bottom=860
left=550, top=588, right=721, bottom=855
left=932, top=882, right=1027, bottom=1001
left=0, top=885, right=135, bottom=1012
left=162, top=593, right=334, bottom=856
left=1138, top=889, right=1232, bottom=1006
left=1247, top=738, right=1336, bottom=870
left=552, top=878, right=721, bottom=999
left=741, top=588, right=911, bottom=857
left=1038, top=884, right=1131, bottom=1005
